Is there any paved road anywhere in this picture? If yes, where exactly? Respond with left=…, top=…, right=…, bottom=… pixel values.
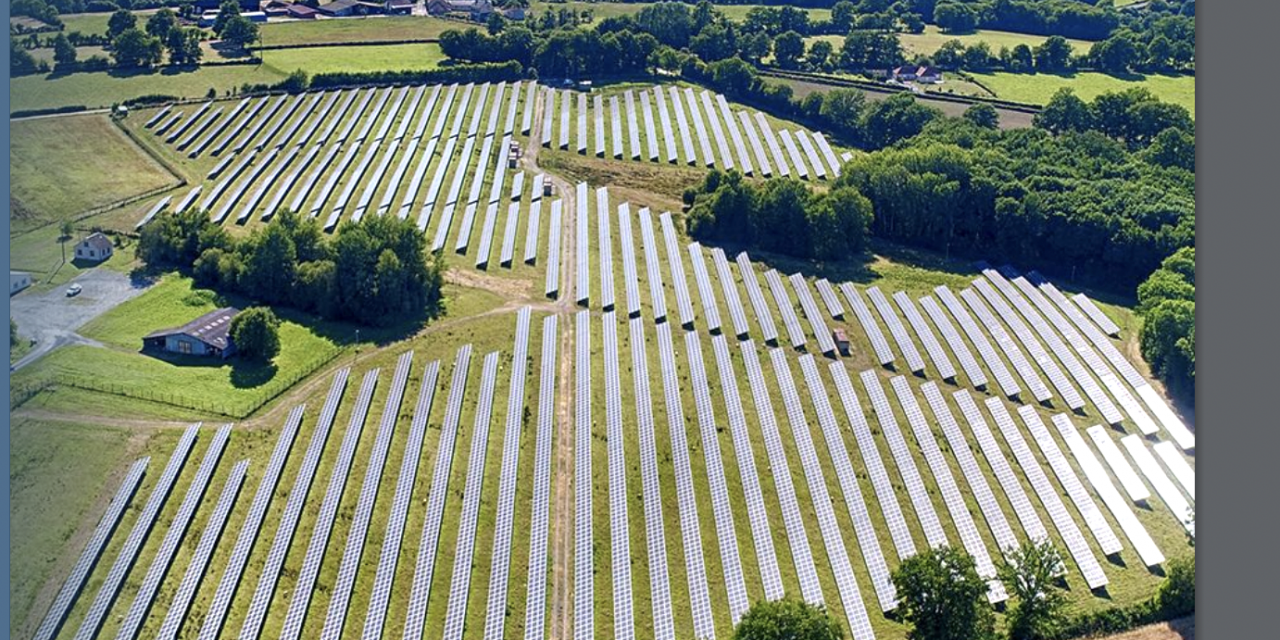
left=10, top=269, right=155, bottom=371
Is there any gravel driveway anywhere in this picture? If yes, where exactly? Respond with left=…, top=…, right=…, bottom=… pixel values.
left=10, top=269, right=155, bottom=371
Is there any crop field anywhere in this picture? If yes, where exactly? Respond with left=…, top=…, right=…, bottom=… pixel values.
left=11, top=72, right=1195, bottom=640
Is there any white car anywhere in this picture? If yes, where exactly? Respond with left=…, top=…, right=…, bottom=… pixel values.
left=66, top=283, right=82, bottom=296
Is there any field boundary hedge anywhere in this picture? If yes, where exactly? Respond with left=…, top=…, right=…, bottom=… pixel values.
left=759, top=67, right=1044, bottom=113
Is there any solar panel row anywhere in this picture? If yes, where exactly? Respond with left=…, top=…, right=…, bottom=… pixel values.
left=701, top=90, right=735, bottom=171
left=754, top=112, right=790, bottom=177
left=952, top=390, right=1049, bottom=543
left=610, top=94, right=624, bottom=159
left=893, top=291, right=957, bottom=379
left=794, top=130, right=826, bottom=180
left=1087, top=425, right=1151, bottom=503
left=717, top=94, right=753, bottom=175
left=545, top=199, right=563, bottom=297
left=711, top=248, right=749, bottom=338
left=602, top=312, right=636, bottom=640
left=1122, top=436, right=1194, bottom=534
left=625, top=90, right=643, bottom=160
left=669, top=86, right=697, bottom=166
left=779, top=129, right=809, bottom=179
left=972, top=278, right=1083, bottom=409
left=814, top=278, right=845, bottom=319
left=688, top=243, right=723, bottom=333
left=576, top=182, right=590, bottom=305
left=959, top=287, right=1052, bottom=402
left=640, top=89, right=660, bottom=161
left=737, top=253, right=778, bottom=344
left=765, top=269, right=806, bottom=349
left=919, top=295, right=986, bottom=388
left=525, top=198, right=543, bottom=265
left=866, top=287, right=924, bottom=373
left=525, top=316, right=559, bottom=640
left=933, top=287, right=1017, bottom=397
left=738, top=111, right=773, bottom=177
left=598, top=187, right=615, bottom=310
left=791, top=274, right=835, bottom=354
left=574, top=311, right=595, bottom=640
left=840, top=283, right=894, bottom=366
left=660, top=212, right=696, bottom=327
left=618, top=203, right=642, bottom=317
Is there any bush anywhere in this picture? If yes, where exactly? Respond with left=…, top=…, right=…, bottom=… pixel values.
left=229, top=307, right=281, bottom=362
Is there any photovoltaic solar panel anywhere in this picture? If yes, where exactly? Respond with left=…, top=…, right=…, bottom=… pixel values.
left=972, top=278, right=1083, bottom=409
left=711, top=248, right=750, bottom=338
left=765, top=269, right=806, bottom=349
left=791, top=274, right=835, bottom=354
left=685, top=87, right=716, bottom=167
left=505, top=80, right=521, bottom=134
left=525, top=199, right=543, bottom=264
left=737, top=253, right=778, bottom=344
left=933, top=286, right=1017, bottom=397
left=952, top=390, right=1049, bottom=542
left=684, top=330, right=749, bottom=622
left=700, top=90, right=735, bottom=170
left=814, top=279, right=845, bottom=319
left=114, top=424, right=232, bottom=640
left=626, top=90, right=642, bottom=159
left=799, top=358, right=897, bottom=611
left=441, top=351, right=501, bottom=640
left=794, top=129, right=826, bottom=179
left=754, top=112, right=790, bottom=176
left=1016, top=406, right=1124, bottom=555
left=474, top=202, right=501, bottom=267
left=654, top=86, right=679, bottom=164
left=890, top=377, right=1007, bottom=604
left=959, top=287, right=1051, bottom=402
left=1054, top=416, right=1165, bottom=568
left=524, top=317, right=558, bottom=640
left=1073, top=293, right=1121, bottom=336
left=985, top=398, right=1109, bottom=590
left=669, top=86, right=698, bottom=165
left=1087, top=425, right=1151, bottom=503
left=522, top=81, right=537, bottom=135
left=618, top=203, right=642, bottom=317
left=602, top=312, right=636, bottom=640
left=919, top=383, right=1019, bottom=556
left=236, top=375, right=348, bottom=640
left=541, top=87, right=554, bottom=146
left=688, top=243, right=723, bottom=333
left=499, top=200, right=521, bottom=267
left=655, top=322, right=715, bottom=639
left=640, top=89, right=660, bottom=161
left=770, top=351, right=876, bottom=640
left=629, top=318, right=678, bottom=640
left=737, top=111, right=773, bottom=176
left=840, top=283, right=894, bottom=366
left=638, top=207, right=668, bottom=321
left=919, top=295, right=986, bottom=388
left=33, top=458, right=148, bottom=640
left=145, top=104, right=172, bottom=127
left=779, top=129, right=809, bottom=179
left=361, top=360, right=441, bottom=640
left=866, top=287, right=924, bottom=373
left=574, top=312, right=595, bottom=640
left=1122, top=435, right=1194, bottom=534
left=577, top=91, right=588, bottom=153
left=403, top=345, right=472, bottom=640
left=660, top=212, right=696, bottom=326
left=278, top=369, right=381, bottom=640
left=1154, top=440, right=1195, bottom=501
left=813, top=132, right=842, bottom=178
left=593, top=94, right=606, bottom=157
left=546, top=199, right=562, bottom=297
left=610, top=94, right=625, bottom=159
left=598, top=187, right=615, bottom=309
left=560, top=89, right=573, bottom=149
left=576, top=183, right=590, bottom=305
left=73, top=424, right=200, bottom=640
left=319, top=354, right=414, bottom=640
left=893, top=291, right=956, bottom=379
left=716, top=93, right=753, bottom=175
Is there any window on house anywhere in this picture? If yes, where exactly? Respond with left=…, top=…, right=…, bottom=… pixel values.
left=178, top=341, right=192, bottom=354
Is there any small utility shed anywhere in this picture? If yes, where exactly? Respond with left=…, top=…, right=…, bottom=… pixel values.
left=143, top=307, right=240, bottom=358
left=10, top=271, right=33, bottom=295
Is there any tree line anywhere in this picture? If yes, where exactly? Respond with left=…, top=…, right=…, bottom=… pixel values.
left=1136, top=246, right=1195, bottom=403
left=138, top=209, right=444, bottom=328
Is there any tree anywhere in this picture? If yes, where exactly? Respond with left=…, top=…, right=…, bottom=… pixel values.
left=963, top=103, right=1000, bottom=129
left=998, top=539, right=1068, bottom=640
left=486, top=11, right=506, bottom=36
left=1143, top=127, right=1195, bottom=171
left=213, top=0, right=242, bottom=36
left=229, top=307, right=281, bottom=362
left=1157, top=557, right=1195, bottom=617
left=732, top=597, right=844, bottom=640
left=859, top=93, right=941, bottom=149
left=934, top=2, right=977, bottom=33
left=1007, top=43, right=1034, bottom=72
left=10, top=39, right=43, bottom=76
left=53, top=32, right=78, bottom=69
left=241, top=223, right=298, bottom=305
left=221, top=15, right=259, bottom=49
left=1035, top=89, right=1093, bottom=134
left=1090, top=33, right=1141, bottom=73
left=831, top=1, right=856, bottom=31
left=145, top=8, right=178, bottom=40
left=111, top=28, right=163, bottom=68
left=167, top=27, right=203, bottom=66
left=807, top=39, right=834, bottom=70
left=892, top=546, right=995, bottom=640
left=11, top=318, right=19, bottom=348
left=107, top=8, right=136, bottom=38
left=1034, top=36, right=1074, bottom=72
left=773, top=30, right=804, bottom=68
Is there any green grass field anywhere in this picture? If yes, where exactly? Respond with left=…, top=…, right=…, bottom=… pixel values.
left=900, top=25, right=1096, bottom=57
left=259, top=43, right=446, bottom=75
left=259, top=15, right=455, bottom=47
left=9, top=64, right=287, bottom=113
left=9, top=114, right=178, bottom=233
left=969, top=70, right=1196, bottom=115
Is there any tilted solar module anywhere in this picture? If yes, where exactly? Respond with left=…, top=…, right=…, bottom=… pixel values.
left=972, top=278, right=1083, bottom=409
left=640, top=89, right=660, bottom=161
left=660, top=212, right=696, bottom=326
left=525, top=198, right=543, bottom=264
left=716, top=93, right=753, bottom=175
left=610, top=94, right=625, bottom=159
left=814, top=278, right=845, bottom=319
left=629, top=318, right=678, bottom=640
left=1072, top=293, right=1122, bottom=336
left=655, top=322, right=716, bottom=639
left=510, top=170, right=524, bottom=201
left=524, top=317, right=559, bottom=640
left=521, top=81, right=537, bottom=135
left=576, top=182, right=590, bottom=305
left=166, top=101, right=211, bottom=143
left=933, top=286, right=1017, bottom=397
left=175, top=105, right=221, bottom=150
left=189, top=97, right=250, bottom=157
left=684, top=87, right=717, bottom=167
left=952, top=390, right=1049, bottom=542
left=360, top=359, right=442, bottom=640
left=771, top=351, right=877, bottom=640
left=754, top=112, right=790, bottom=176
left=545, top=199, right=563, bottom=297
left=654, top=85, right=680, bottom=164
left=402, top=345, right=473, bottom=640
left=866, top=287, right=924, bottom=373
left=602, top=312, right=636, bottom=640
left=114, top=424, right=232, bottom=640
left=134, top=195, right=171, bottom=230
left=625, top=90, right=643, bottom=159
left=1153, top=441, right=1195, bottom=500
left=236, top=373, right=349, bottom=640
left=1087, top=425, right=1151, bottom=503
left=800, top=358, right=898, bottom=611
left=711, top=248, right=749, bottom=338
left=919, top=295, right=987, bottom=388
left=684, top=330, right=750, bottom=622
left=1122, top=435, right=1194, bottom=534
left=765, top=269, right=806, bottom=349
left=890, top=377, right=1007, bottom=604
left=597, top=187, right=615, bottom=309
left=840, top=283, right=895, bottom=366
left=959, top=287, right=1050, bottom=402
left=393, top=86, right=455, bottom=217
left=669, top=86, right=698, bottom=165
left=688, top=243, right=723, bottom=333
left=574, top=312, right=595, bottom=640
left=791, top=274, right=836, bottom=354
left=985, top=398, right=1109, bottom=590
left=618, top=203, right=642, bottom=317
left=499, top=200, right=521, bottom=267
left=440, top=351, right=501, bottom=640
left=893, top=291, right=957, bottom=379
left=593, top=94, right=606, bottom=157
left=474, top=201, right=501, bottom=267
left=779, top=129, right=809, bottom=179
left=504, top=80, right=522, bottom=134
left=700, top=90, right=735, bottom=170
left=813, top=131, right=843, bottom=177
left=794, top=129, right=827, bottom=179
left=145, top=104, right=173, bottom=127
left=541, top=87, right=554, bottom=147
left=173, top=185, right=202, bottom=214
left=638, top=207, right=668, bottom=321
left=577, top=91, right=588, bottom=153
left=736, top=252, right=778, bottom=344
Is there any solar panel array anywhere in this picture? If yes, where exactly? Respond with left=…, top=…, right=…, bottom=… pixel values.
left=628, top=318, right=677, bottom=640
left=611, top=95, right=625, bottom=159
left=960, top=287, right=1051, bottom=402
left=1016, top=406, right=1124, bottom=555
left=597, top=187, right=615, bottom=310
left=541, top=87, right=554, bottom=147
left=237, top=372, right=348, bottom=640
left=919, top=383, right=1019, bottom=556
left=1072, top=293, right=1121, bottom=336
left=799, top=358, right=897, bottom=612
left=1154, top=441, right=1195, bottom=500
left=737, top=253, right=778, bottom=344
left=769, top=350, right=876, bottom=640
left=655, top=322, right=715, bottom=639
left=640, top=89, right=660, bottom=161
left=625, top=90, right=643, bottom=159
left=866, top=287, right=924, bottom=373
left=546, top=199, right=563, bottom=297
left=860, top=371, right=949, bottom=549
left=1087, top=426, right=1150, bottom=503
left=711, top=248, right=749, bottom=338
left=361, top=360, right=441, bottom=640
left=794, top=130, right=826, bottom=179
left=684, top=331, right=749, bottom=622
left=985, top=398, right=1109, bottom=590
left=893, top=291, right=957, bottom=380
left=33, top=457, right=148, bottom=640
left=738, top=342, right=822, bottom=604
left=685, top=87, right=716, bottom=167
left=952, top=390, right=1049, bottom=542
left=890, top=377, right=1006, bottom=604
left=972, top=278, right=1083, bottom=409
left=73, top=424, right=199, bottom=640
left=653, top=86, right=678, bottom=164
left=688, top=243, right=723, bottom=333
left=499, top=200, right=521, bottom=267
left=738, top=111, right=773, bottom=176
left=791, top=274, right=835, bottom=354
left=522, top=81, right=537, bottom=135
left=525, top=316, right=559, bottom=640
left=919, top=295, right=986, bottom=388
left=617, top=203, right=642, bottom=317
left=114, top=424, right=232, bottom=640
left=717, top=94, right=753, bottom=175
left=156, top=458, right=247, bottom=640
left=601, top=312, right=636, bottom=640
left=319, top=353, right=413, bottom=640
left=754, top=112, right=790, bottom=177
left=1122, top=435, right=1194, bottom=534
left=765, top=269, right=806, bottom=349
left=840, top=283, right=895, bottom=366
left=660, top=212, right=696, bottom=326
left=779, top=129, right=809, bottom=179
left=813, top=132, right=842, bottom=177
left=827, top=366, right=916, bottom=561
left=403, top=345, right=472, bottom=640
left=669, top=87, right=697, bottom=165
left=1054, top=416, right=1165, bottom=568
left=638, top=207, right=668, bottom=321
left=560, top=89, right=572, bottom=150
left=576, top=182, right=590, bottom=305
left=279, top=368, right=380, bottom=640
left=574, top=311, right=595, bottom=640
left=933, top=286, right=1018, bottom=397
left=701, top=91, right=735, bottom=170
left=814, top=278, right=845, bottom=319
left=577, top=92, right=588, bottom=154
left=441, top=350, right=501, bottom=640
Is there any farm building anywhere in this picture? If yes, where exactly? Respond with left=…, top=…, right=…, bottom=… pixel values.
left=142, top=307, right=241, bottom=359
left=317, top=0, right=360, bottom=16
left=10, top=271, right=33, bottom=295
left=893, top=65, right=944, bottom=83
left=74, top=232, right=114, bottom=263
